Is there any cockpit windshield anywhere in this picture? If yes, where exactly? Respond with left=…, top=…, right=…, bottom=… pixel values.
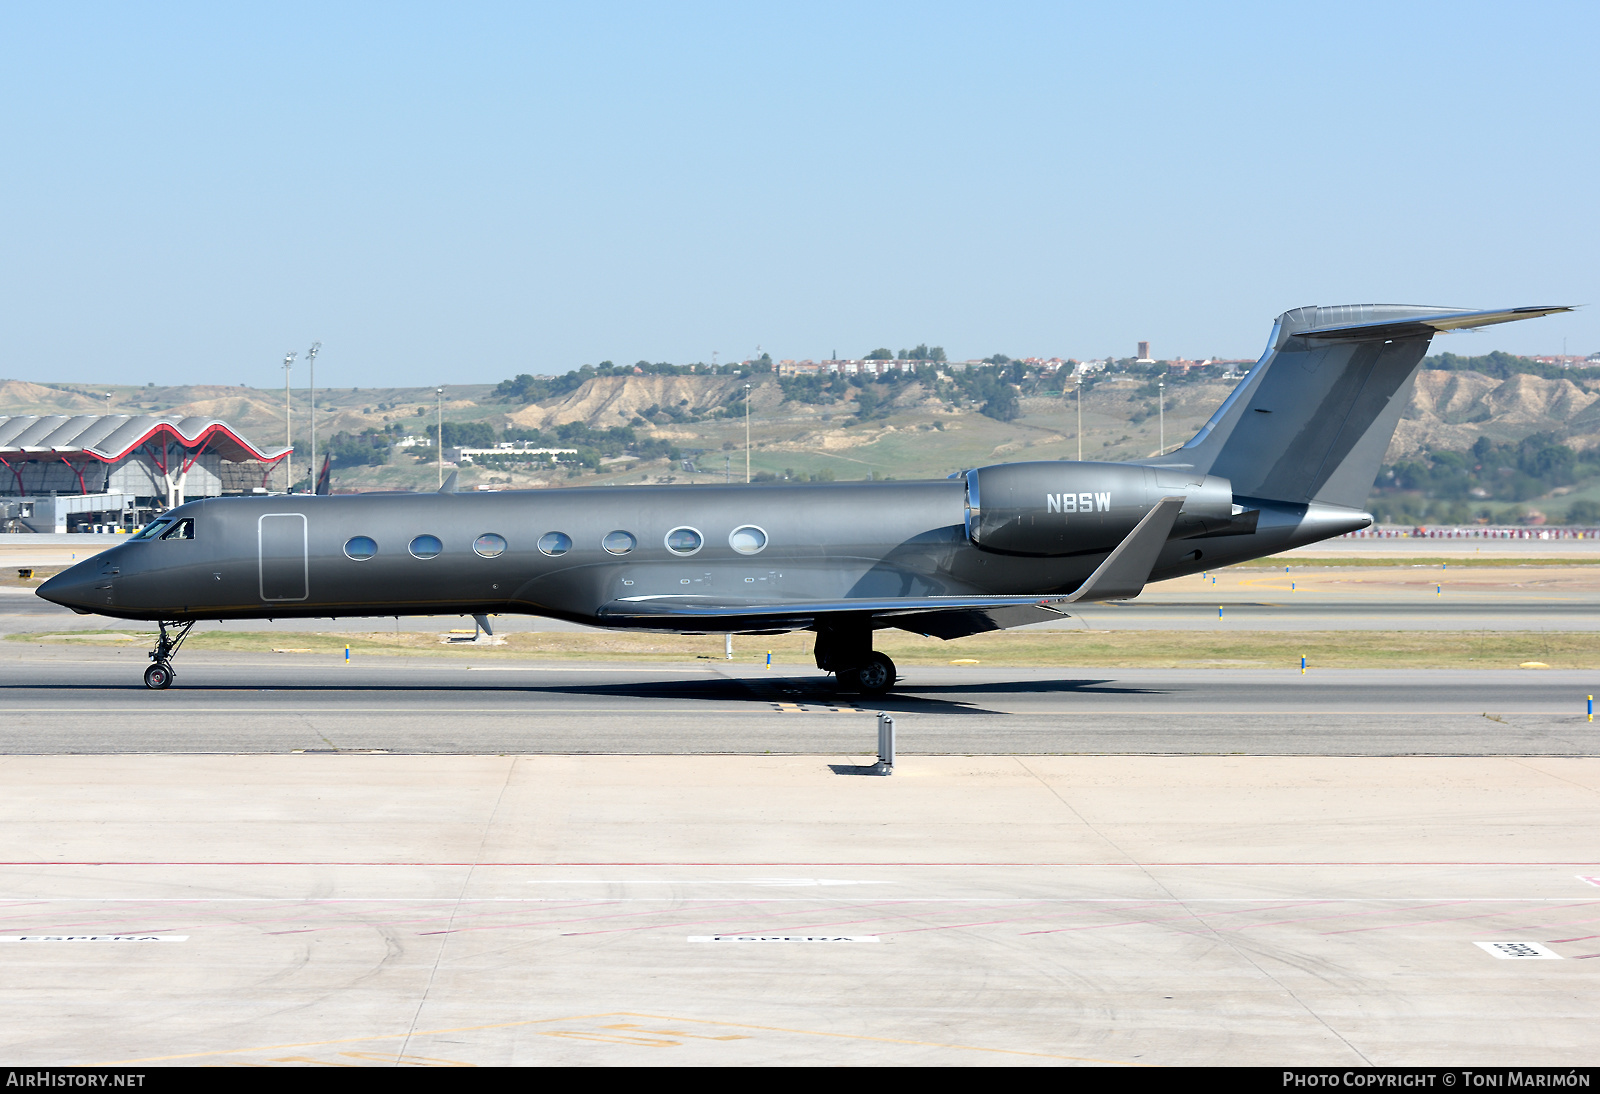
left=132, top=518, right=173, bottom=541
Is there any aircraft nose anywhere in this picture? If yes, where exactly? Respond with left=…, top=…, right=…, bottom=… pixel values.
left=37, top=563, right=107, bottom=614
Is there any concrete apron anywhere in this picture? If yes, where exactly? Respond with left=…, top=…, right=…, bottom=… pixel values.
left=1, top=754, right=1597, bottom=1067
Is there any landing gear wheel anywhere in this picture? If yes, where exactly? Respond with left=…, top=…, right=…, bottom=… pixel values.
left=853, top=652, right=896, bottom=696
left=143, top=621, right=194, bottom=690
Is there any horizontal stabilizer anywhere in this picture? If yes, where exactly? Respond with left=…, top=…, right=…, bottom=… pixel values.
left=1294, top=305, right=1572, bottom=343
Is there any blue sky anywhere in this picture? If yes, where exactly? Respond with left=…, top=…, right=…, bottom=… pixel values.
left=2, top=2, right=1594, bottom=387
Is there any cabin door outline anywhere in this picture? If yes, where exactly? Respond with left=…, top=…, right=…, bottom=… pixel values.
left=258, top=513, right=309, bottom=601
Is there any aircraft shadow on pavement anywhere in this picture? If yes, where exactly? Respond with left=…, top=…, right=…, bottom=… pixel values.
left=1, top=674, right=1170, bottom=715
left=516, top=675, right=1166, bottom=715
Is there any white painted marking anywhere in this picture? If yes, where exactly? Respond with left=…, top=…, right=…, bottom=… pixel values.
left=1476, top=941, right=1562, bottom=959
left=466, top=666, right=713, bottom=674
left=0, top=935, right=188, bottom=942
left=1577, top=876, right=1600, bottom=887
left=688, top=935, right=879, bottom=943
left=528, top=878, right=884, bottom=887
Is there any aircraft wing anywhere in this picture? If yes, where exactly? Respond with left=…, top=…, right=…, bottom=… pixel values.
left=598, top=591, right=1075, bottom=621
left=595, top=496, right=1188, bottom=638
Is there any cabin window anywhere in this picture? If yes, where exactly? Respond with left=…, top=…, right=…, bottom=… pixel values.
left=408, top=534, right=443, bottom=559
left=538, top=531, right=572, bottom=556
left=664, top=527, right=703, bottom=555
left=160, top=518, right=194, bottom=540
left=729, top=525, right=767, bottom=554
left=344, top=536, right=377, bottom=561
left=133, top=518, right=173, bottom=541
left=602, top=530, right=636, bottom=555
left=473, top=533, right=507, bottom=558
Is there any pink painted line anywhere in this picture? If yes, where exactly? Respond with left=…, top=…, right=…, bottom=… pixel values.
left=1465, top=906, right=1600, bottom=937
left=555, top=900, right=944, bottom=939
left=576, top=897, right=1192, bottom=941
left=711, top=900, right=1097, bottom=938
left=0, top=898, right=635, bottom=939
left=1021, top=900, right=1328, bottom=937
left=1321, top=904, right=1519, bottom=935
left=1236, top=900, right=1471, bottom=932
left=256, top=900, right=623, bottom=935
left=431, top=898, right=783, bottom=937
left=896, top=906, right=1167, bottom=936
left=3, top=861, right=1599, bottom=867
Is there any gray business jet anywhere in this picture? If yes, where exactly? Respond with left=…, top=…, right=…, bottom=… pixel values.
left=38, top=303, right=1570, bottom=692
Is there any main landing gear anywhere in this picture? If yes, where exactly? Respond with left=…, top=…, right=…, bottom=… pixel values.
left=143, top=621, right=194, bottom=690
left=812, top=621, right=897, bottom=696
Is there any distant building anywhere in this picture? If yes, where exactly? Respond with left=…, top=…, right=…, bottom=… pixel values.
left=0, top=414, right=288, bottom=533
left=1136, top=342, right=1154, bottom=363
left=445, top=443, right=579, bottom=464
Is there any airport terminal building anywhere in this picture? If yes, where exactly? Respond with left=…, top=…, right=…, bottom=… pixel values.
left=0, top=414, right=288, bottom=533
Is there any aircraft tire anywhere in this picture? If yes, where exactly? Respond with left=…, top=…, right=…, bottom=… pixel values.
left=854, top=653, right=896, bottom=696
left=144, top=662, right=174, bottom=690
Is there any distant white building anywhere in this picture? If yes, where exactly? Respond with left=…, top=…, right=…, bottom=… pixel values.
left=445, top=443, right=579, bottom=464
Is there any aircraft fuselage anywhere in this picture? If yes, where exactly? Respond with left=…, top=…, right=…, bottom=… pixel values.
left=45, top=476, right=1361, bottom=631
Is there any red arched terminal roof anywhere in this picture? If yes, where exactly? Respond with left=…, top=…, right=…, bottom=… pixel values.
left=0, top=415, right=290, bottom=464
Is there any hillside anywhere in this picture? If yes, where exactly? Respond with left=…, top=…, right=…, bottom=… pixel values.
left=5, top=360, right=1599, bottom=521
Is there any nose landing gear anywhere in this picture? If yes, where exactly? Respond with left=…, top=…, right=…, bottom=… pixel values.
left=144, top=621, right=194, bottom=690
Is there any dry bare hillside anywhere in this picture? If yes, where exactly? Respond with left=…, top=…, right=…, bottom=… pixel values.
left=0, top=380, right=107, bottom=414
left=7, top=367, right=1599, bottom=503
left=504, top=374, right=747, bottom=431
left=1388, top=371, right=1600, bottom=460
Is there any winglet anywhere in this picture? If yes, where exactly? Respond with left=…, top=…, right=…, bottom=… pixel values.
left=438, top=471, right=459, bottom=494
left=1062, top=496, right=1186, bottom=603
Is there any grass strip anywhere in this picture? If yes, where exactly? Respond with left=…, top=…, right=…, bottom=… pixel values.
left=1230, top=556, right=1600, bottom=569
left=10, top=628, right=1598, bottom=669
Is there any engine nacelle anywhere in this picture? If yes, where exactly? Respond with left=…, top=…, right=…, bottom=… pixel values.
left=964, top=461, right=1236, bottom=556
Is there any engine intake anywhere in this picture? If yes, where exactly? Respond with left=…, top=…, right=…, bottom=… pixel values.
left=964, top=461, right=1236, bottom=556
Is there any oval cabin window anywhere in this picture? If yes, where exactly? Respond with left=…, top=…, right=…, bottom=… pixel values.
left=409, top=535, right=443, bottom=559
left=473, top=533, right=507, bottom=558
left=729, top=525, right=767, bottom=554
left=665, top=527, right=703, bottom=555
left=602, top=530, right=636, bottom=555
left=344, top=536, right=377, bottom=561
left=538, top=531, right=572, bottom=556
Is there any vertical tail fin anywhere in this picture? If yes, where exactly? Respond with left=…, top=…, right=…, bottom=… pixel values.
left=1177, top=304, right=1571, bottom=509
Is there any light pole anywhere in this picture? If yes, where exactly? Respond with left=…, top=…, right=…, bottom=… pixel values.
left=282, top=352, right=297, bottom=491
left=306, top=342, right=321, bottom=491
left=1158, top=380, right=1165, bottom=455
left=1076, top=382, right=1083, bottom=461
left=744, top=383, right=752, bottom=483
left=436, top=387, right=444, bottom=488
